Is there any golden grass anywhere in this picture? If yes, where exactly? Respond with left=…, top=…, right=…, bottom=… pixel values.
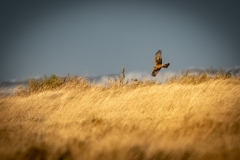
left=0, top=76, right=240, bottom=160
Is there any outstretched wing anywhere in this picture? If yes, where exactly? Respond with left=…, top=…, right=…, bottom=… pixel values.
left=154, top=50, right=162, bottom=65
left=152, top=68, right=161, bottom=77
left=151, top=50, right=162, bottom=76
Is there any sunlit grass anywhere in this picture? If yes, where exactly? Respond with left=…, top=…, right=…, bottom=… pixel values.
left=0, top=70, right=240, bottom=160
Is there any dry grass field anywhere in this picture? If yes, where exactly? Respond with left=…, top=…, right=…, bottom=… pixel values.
left=0, top=73, right=240, bottom=160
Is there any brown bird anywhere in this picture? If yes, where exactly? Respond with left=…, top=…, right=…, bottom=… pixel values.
left=151, top=50, right=170, bottom=77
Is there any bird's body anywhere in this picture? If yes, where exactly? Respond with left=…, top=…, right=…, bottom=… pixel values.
left=151, top=50, right=170, bottom=77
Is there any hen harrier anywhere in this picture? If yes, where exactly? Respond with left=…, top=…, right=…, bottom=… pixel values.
left=151, top=50, right=170, bottom=77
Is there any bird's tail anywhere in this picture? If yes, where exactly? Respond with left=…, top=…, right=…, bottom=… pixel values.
left=162, top=63, right=170, bottom=68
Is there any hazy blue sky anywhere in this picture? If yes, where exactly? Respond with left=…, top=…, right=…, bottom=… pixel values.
left=1, top=0, right=240, bottom=81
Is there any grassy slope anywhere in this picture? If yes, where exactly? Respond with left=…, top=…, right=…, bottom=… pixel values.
left=0, top=78, right=240, bottom=160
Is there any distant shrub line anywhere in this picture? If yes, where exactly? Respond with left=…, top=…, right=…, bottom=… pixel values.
left=168, top=69, right=234, bottom=84
left=16, top=68, right=239, bottom=95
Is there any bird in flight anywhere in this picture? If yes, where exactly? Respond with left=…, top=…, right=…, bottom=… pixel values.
left=151, top=50, right=170, bottom=77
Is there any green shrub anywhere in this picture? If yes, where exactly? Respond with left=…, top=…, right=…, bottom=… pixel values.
left=17, top=74, right=90, bottom=94
left=27, top=74, right=65, bottom=92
